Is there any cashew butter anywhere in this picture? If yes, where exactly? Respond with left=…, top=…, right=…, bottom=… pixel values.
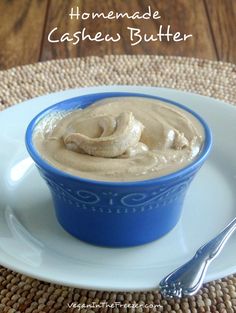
left=33, top=97, right=204, bottom=181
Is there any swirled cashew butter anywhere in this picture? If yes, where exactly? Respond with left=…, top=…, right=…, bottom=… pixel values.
left=33, top=97, right=204, bottom=181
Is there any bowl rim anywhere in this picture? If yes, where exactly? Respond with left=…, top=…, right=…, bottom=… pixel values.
left=25, top=91, right=212, bottom=186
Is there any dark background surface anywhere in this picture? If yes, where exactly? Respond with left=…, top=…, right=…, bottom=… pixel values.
left=0, top=0, right=235, bottom=70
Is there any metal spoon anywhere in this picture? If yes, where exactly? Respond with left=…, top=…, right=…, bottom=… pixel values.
left=159, top=217, right=236, bottom=298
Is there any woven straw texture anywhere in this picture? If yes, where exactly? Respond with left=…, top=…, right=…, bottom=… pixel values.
left=0, top=55, right=236, bottom=313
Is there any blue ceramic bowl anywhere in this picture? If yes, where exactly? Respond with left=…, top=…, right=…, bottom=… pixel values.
left=25, top=92, right=212, bottom=247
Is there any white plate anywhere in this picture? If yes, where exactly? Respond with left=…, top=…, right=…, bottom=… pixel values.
left=1, top=86, right=236, bottom=291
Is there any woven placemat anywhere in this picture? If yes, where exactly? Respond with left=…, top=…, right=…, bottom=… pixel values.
left=0, top=55, right=236, bottom=313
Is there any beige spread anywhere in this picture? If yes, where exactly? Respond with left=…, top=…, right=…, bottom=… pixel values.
left=33, top=97, right=204, bottom=181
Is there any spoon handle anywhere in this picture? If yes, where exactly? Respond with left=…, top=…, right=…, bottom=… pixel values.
left=159, top=217, right=236, bottom=298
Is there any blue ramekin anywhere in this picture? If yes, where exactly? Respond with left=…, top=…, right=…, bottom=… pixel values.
left=25, top=92, right=212, bottom=247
